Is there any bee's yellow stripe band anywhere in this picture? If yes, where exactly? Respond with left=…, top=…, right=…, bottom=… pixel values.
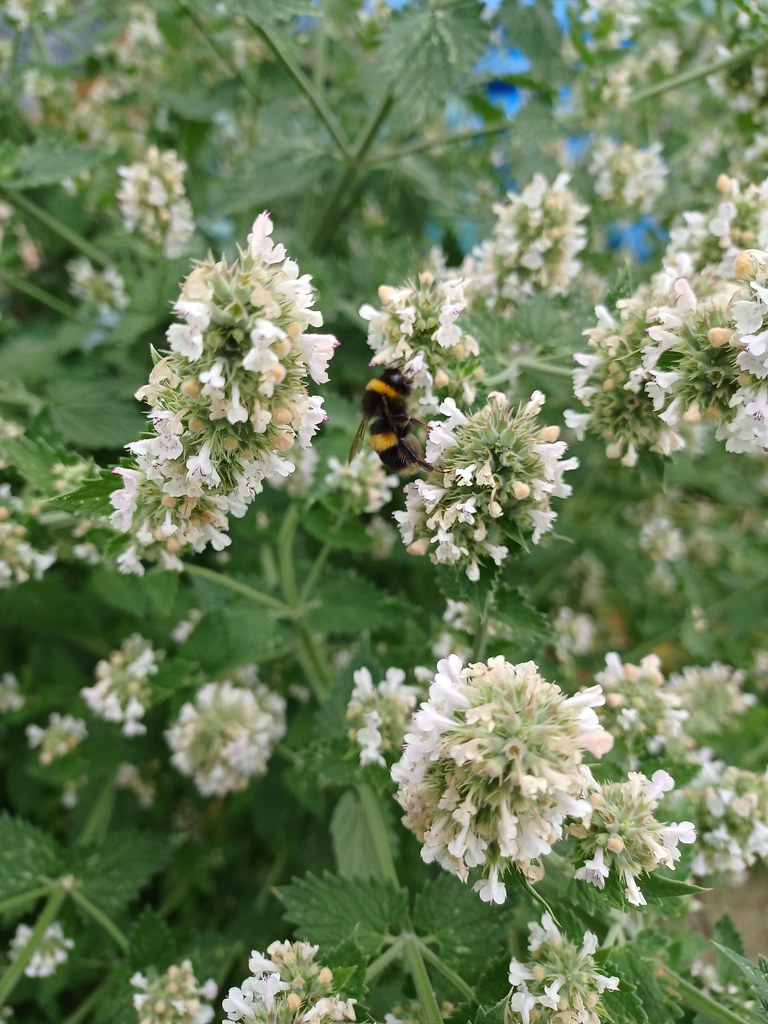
left=370, top=432, right=397, bottom=452
left=366, top=379, right=401, bottom=400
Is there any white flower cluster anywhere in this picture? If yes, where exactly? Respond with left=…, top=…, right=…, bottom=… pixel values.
left=26, top=712, right=87, bottom=764
left=110, top=212, right=337, bottom=573
left=131, top=959, right=218, bottom=1024
left=8, top=921, right=74, bottom=978
left=0, top=671, right=24, bottom=713
left=588, top=139, right=668, bottom=215
left=574, top=0, right=642, bottom=49
left=81, top=633, right=164, bottom=737
left=637, top=512, right=686, bottom=591
left=346, top=666, right=421, bottom=768
left=507, top=914, right=618, bottom=1024
left=464, top=173, right=589, bottom=315
left=323, top=451, right=399, bottom=515
left=165, top=667, right=286, bottom=796
left=0, top=483, right=57, bottom=587
left=395, top=391, right=577, bottom=581
left=568, top=769, right=696, bottom=906
left=391, top=655, right=613, bottom=903
left=117, top=145, right=195, bottom=258
left=66, top=257, right=129, bottom=319
left=595, top=653, right=690, bottom=760
left=665, top=174, right=768, bottom=280
left=359, top=273, right=480, bottom=405
left=679, top=755, right=768, bottom=882
left=667, top=662, right=756, bottom=743
left=3, top=0, right=66, bottom=28
left=551, top=607, right=596, bottom=664
left=223, top=940, right=357, bottom=1024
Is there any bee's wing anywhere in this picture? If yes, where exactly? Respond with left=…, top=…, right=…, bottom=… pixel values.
left=348, top=416, right=371, bottom=463
left=400, top=435, right=434, bottom=473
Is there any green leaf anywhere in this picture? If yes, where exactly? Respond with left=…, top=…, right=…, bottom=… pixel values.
left=412, top=874, right=508, bottom=975
left=321, top=936, right=370, bottom=1002
left=491, top=584, right=554, bottom=657
left=496, top=1, right=567, bottom=83
left=1, top=141, right=101, bottom=188
left=713, top=943, right=768, bottom=1017
left=601, top=980, right=650, bottom=1024
left=76, top=831, right=174, bottom=916
left=45, top=371, right=145, bottom=451
left=473, top=1000, right=507, bottom=1024
left=607, top=944, right=683, bottom=1024
left=277, top=872, right=407, bottom=955
left=46, top=470, right=119, bottom=517
left=331, top=790, right=382, bottom=880
left=377, top=7, right=488, bottom=123
left=129, top=907, right=176, bottom=970
left=0, top=815, right=62, bottom=900
left=640, top=873, right=710, bottom=903
left=197, top=0, right=315, bottom=21
left=311, top=571, right=398, bottom=635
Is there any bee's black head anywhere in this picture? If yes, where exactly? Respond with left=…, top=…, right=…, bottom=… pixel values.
left=380, top=365, right=411, bottom=394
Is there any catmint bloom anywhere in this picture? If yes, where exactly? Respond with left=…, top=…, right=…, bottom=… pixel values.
left=131, top=959, right=217, bottom=1024
left=117, top=145, right=195, bottom=258
left=551, top=607, right=596, bottom=664
left=506, top=914, right=619, bottom=1024
left=81, top=634, right=164, bottom=737
left=223, top=940, right=356, bottom=1024
left=323, top=451, right=399, bottom=515
left=0, top=484, right=57, bottom=587
left=359, top=273, right=480, bottom=405
left=595, top=653, right=689, bottom=760
left=165, top=668, right=286, bottom=796
left=3, top=0, right=66, bottom=28
left=464, top=173, right=589, bottom=315
left=394, top=391, right=577, bottom=581
left=667, top=662, right=756, bottom=743
left=66, top=257, right=129, bottom=319
left=589, top=139, right=668, bottom=215
left=9, top=921, right=74, bottom=978
left=678, top=754, right=768, bottom=882
left=26, top=713, right=87, bottom=764
left=115, top=762, right=156, bottom=808
left=391, top=655, right=613, bottom=900
left=110, top=212, right=338, bottom=572
left=346, top=666, right=421, bottom=767
left=0, top=671, right=24, bottom=713
left=568, top=770, right=696, bottom=906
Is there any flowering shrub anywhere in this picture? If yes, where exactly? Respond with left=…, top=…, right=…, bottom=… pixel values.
left=1, top=4, right=768, bottom=1024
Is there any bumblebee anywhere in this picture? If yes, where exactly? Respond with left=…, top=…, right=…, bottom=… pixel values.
left=348, top=366, right=434, bottom=473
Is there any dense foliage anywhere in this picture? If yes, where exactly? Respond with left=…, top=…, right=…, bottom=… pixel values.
left=2, top=2, right=768, bottom=1023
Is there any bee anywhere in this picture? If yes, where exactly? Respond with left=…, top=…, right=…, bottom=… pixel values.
left=348, top=366, right=434, bottom=473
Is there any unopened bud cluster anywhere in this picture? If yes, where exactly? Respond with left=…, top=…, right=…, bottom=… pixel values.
left=667, top=662, right=756, bottom=743
left=346, top=666, right=420, bottom=768
left=165, top=666, right=286, bottom=796
left=8, top=921, right=74, bottom=978
left=323, top=451, right=399, bottom=515
left=391, top=655, right=613, bottom=903
left=117, top=145, right=195, bottom=258
left=81, top=633, right=164, bottom=737
left=464, top=173, right=589, bottom=315
left=110, top=213, right=337, bottom=573
left=67, top=257, right=129, bottom=319
left=222, top=940, right=357, bottom=1024
left=360, top=273, right=480, bottom=405
left=506, top=914, right=618, bottom=1024
left=131, top=959, right=218, bottom=1024
left=395, top=391, right=577, bottom=582
left=568, top=769, right=696, bottom=906
left=26, top=712, right=87, bottom=764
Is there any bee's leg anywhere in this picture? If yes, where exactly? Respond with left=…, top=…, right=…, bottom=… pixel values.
left=400, top=437, right=434, bottom=473
left=380, top=395, right=410, bottom=426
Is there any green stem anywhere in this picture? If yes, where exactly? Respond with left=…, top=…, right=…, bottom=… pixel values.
left=249, top=20, right=351, bottom=158
left=0, top=187, right=109, bottom=267
left=0, top=886, right=50, bottom=916
left=365, top=937, right=406, bottom=983
left=367, top=120, right=512, bottom=167
left=177, top=0, right=264, bottom=108
left=402, top=934, right=445, bottom=1024
left=77, top=778, right=116, bottom=847
left=357, top=784, right=398, bottom=883
left=0, top=270, right=79, bottom=319
left=660, top=965, right=753, bottom=1024
left=182, top=562, right=292, bottom=615
left=0, top=883, right=67, bottom=1009
left=418, top=940, right=475, bottom=1002
left=629, top=43, right=767, bottom=105
left=313, top=0, right=329, bottom=91
left=310, top=92, right=395, bottom=250
left=69, top=889, right=129, bottom=951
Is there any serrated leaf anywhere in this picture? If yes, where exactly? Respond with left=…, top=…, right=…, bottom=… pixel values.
left=321, top=936, right=370, bottom=1002
left=46, top=471, right=119, bottom=517
left=2, top=141, right=101, bottom=188
left=377, top=7, right=488, bottom=123
left=607, top=945, right=682, bottom=1024
left=278, top=872, right=407, bottom=955
left=76, top=831, right=174, bottom=916
left=129, top=907, right=176, bottom=970
left=412, top=874, right=507, bottom=975
left=641, top=873, right=709, bottom=903
left=0, top=815, right=62, bottom=900
left=311, top=572, right=396, bottom=634
left=713, top=943, right=768, bottom=1011
left=496, top=1, right=567, bottom=83
left=473, top=999, right=507, bottom=1024
left=491, top=585, right=554, bottom=656
left=331, top=790, right=393, bottom=881
left=45, top=372, right=144, bottom=451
